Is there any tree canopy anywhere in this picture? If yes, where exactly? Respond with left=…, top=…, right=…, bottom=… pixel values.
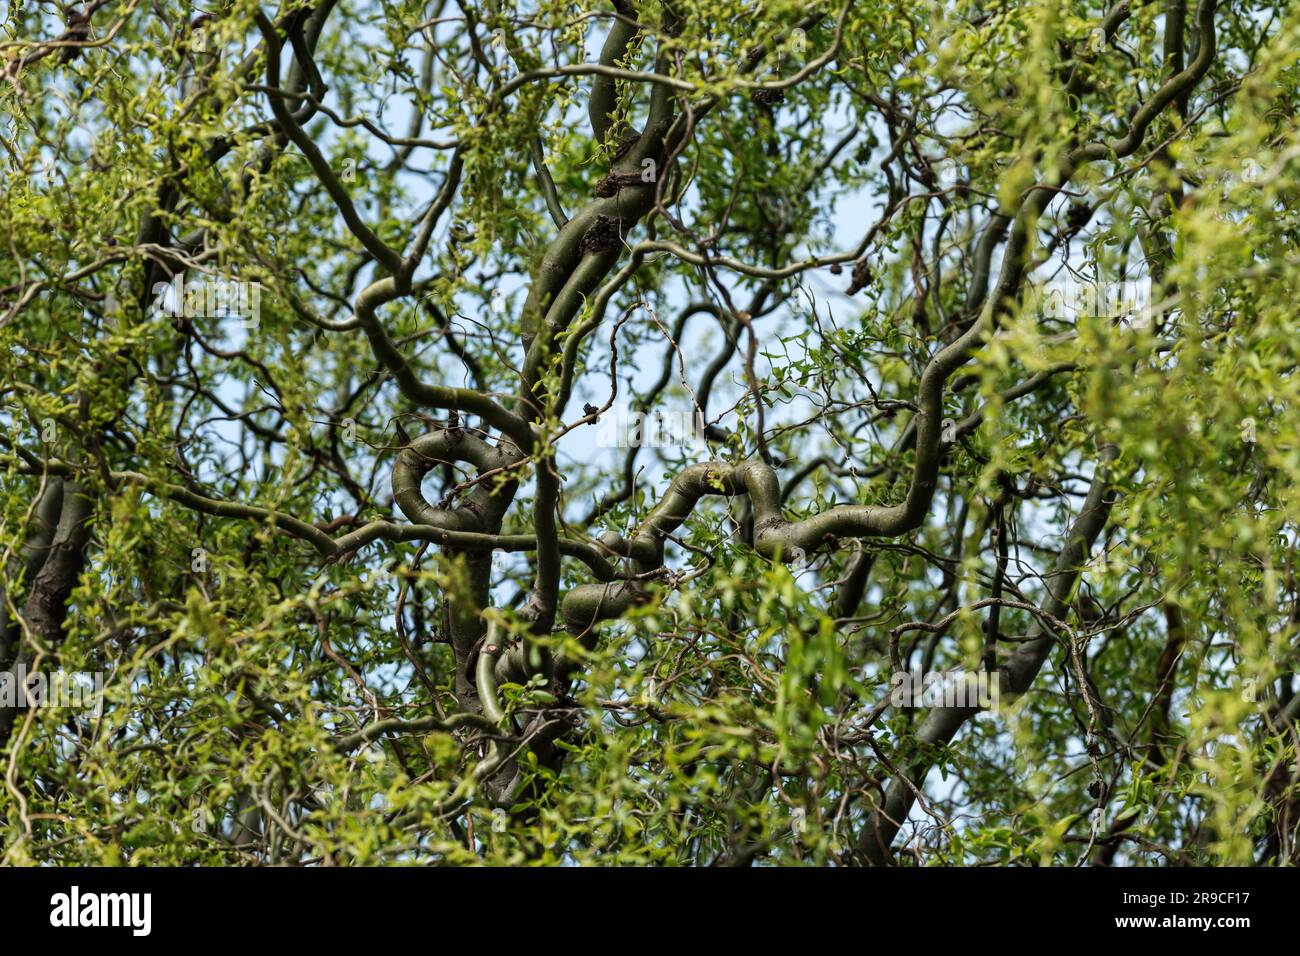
left=2, top=0, right=1299, bottom=866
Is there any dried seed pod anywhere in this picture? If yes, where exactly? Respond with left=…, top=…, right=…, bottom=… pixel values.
left=581, top=215, right=625, bottom=253
left=1066, top=201, right=1092, bottom=233
left=846, top=259, right=874, bottom=295
left=593, top=171, right=641, bottom=198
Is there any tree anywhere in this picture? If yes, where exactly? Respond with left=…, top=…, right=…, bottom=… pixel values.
left=1, top=0, right=1298, bottom=866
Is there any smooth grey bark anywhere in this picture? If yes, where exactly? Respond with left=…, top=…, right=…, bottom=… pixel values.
left=0, top=481, right=95, bottom=748
left=0, top=479, right=64, bottom=671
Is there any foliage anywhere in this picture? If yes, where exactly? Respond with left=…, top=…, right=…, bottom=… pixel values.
left=1, top=0, right=1299, bottom=866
